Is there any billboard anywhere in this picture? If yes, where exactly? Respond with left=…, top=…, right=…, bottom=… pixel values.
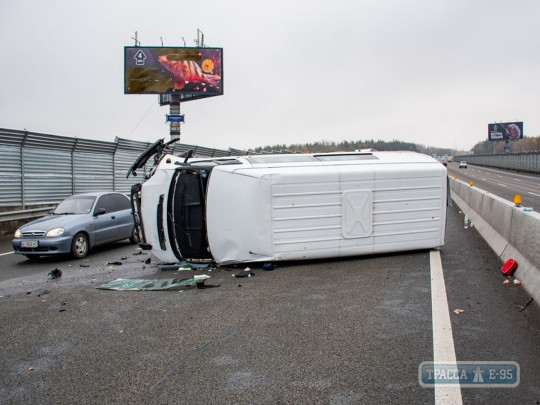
left=124, top=47, right=223, bottom=101
left=488, top=122, right=523, bottom=141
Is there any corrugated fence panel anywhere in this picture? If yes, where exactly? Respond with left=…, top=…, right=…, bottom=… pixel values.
left=22, top=131, right=77, bottom=150
left=0, top=128, right=253, bottom=210
left=74, top=152, right=114, bottom=194
left=0, top=129, right=26, bottom=147
left=455, top=152, right=540, bottom=174
left=0, top=146, right=23, bottom=207
left=114, top=149, right=147, bottom=195
left=22, top=147, right=73, bottom=205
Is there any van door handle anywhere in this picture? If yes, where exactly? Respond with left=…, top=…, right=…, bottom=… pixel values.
left=111, top=215, right=116, bottom=219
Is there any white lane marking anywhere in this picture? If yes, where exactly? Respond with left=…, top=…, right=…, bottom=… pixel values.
left=430, top=250, right=463, bottom=404
left=0, top=251, right=13, bottom=256
left=528, top=192, right=540, bottom=197
left=497, top=183, right=507, bottom=187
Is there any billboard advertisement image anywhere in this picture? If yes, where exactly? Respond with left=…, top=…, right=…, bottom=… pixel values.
left=124, top=47, right=223, bottom=100
left=488, top=122, right=523, bottom=141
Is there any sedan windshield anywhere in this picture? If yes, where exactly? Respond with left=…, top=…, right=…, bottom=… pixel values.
left=53, top=197, right=96, bottom=215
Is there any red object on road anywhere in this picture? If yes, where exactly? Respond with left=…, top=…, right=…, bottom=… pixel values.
left=501, top=259, right=518, bottom=276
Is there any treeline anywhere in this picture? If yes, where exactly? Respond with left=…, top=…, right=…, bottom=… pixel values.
left=254, top=136, right=540, bottom=156
left=254, top=139, right=459, bottom=156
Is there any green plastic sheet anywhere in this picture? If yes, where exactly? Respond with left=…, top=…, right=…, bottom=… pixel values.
left=98, top=275, right=210, bottom=291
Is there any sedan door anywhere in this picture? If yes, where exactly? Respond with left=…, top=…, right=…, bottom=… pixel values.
left=111, top=193, right=135, bottom=239
left=92, top=194, right=119, bottom=244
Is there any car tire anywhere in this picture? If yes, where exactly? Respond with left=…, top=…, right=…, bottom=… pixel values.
left=129, top=227, right=141, bottom=244
left=71, top=232, right=89, bottom=259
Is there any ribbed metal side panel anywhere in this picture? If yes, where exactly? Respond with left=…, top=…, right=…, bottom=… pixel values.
left=115, top=137, right=151, bottom=152
left=0, top=129, right=26, bottom=147
left=455, top=152, right=540, bottom=174
left=192, top=146, right=216, bottom=157
left=228, top=148, right=248, bottom=156
left=171, top=143, right=197, bottom=156
left=270, top=167, right=445, bottom=255
left=214, top=149, right=237, bottom=157
left=22, top=131, right=77, bottom=150
left=0, top=146, right=22, bottom=206
left=74, top=138, right=117, bottom=154
left=0, top=128, right=252, bottom=210
left=22, top=147, right=73, bottom=204
left=74, top=152, right=114, bottom=194
left=114, top=150, right=147, bottom=194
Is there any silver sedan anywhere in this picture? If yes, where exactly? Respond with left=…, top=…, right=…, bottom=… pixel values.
left=12, top=192, right=138, bottom=260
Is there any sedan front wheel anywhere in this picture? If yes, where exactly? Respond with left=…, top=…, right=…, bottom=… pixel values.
left=71, top=232, right=89, bottom=259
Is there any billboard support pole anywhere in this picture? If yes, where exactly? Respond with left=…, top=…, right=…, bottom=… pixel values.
left=169, top=94, right=181, bottom=141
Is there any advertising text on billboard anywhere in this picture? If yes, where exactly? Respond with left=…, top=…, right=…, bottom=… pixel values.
left=488, top=122, right=523, bottom=141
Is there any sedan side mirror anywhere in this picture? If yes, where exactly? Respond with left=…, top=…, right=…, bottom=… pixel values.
left=94, top=208, right=107, bottom=216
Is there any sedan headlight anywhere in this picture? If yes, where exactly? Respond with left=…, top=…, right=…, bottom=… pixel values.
left=14, top=229, right=21, bottom=238
left=46, top=228, right=65, bottom=237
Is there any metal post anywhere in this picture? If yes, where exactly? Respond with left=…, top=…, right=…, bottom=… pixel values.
left=169, top=94, right=181, bottom=141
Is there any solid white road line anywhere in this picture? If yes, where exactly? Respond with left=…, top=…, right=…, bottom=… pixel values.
left=0, top=251, right=13, bottom=256
left=430, top=250, right=463, bottom=404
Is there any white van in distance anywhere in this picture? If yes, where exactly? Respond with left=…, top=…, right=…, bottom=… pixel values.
left=129, top=139, right=448, bottom=265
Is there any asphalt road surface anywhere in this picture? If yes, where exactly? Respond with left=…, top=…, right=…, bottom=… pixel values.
left=446, top=161, right=540, bottom=210
left=0, top=202, right=539, bottom=404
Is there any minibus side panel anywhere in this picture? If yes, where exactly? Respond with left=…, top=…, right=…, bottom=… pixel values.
left=206, top=162, right=446, bottom=264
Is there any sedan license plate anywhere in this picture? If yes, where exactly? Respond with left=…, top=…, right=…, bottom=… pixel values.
left=21, top=240, right=38, bottom=248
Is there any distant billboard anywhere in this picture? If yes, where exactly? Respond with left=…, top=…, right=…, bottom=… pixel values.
left=488, top=122, right=523, bottom=141
left=124, top=47, right=223, bottom=101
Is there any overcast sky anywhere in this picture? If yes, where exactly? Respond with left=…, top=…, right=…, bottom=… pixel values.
left=1, top=0, right=538, bottom=152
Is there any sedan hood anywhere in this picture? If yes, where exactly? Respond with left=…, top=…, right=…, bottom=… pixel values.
left=19, top=214, right=87, bottom=231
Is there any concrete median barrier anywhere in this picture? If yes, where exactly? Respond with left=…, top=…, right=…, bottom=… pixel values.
left=449, top=176, right=540, bottom=306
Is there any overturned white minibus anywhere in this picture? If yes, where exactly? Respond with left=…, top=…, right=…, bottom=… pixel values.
left=129, top=139, right=448, bottom=265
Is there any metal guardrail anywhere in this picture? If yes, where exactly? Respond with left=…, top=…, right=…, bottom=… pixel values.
left=0, top=207, right=55, bottom=223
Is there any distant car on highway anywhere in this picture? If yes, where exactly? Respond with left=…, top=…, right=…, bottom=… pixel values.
left=12, top=192, right=139, bottom=260
left=459, top=161, right=467, bottom=169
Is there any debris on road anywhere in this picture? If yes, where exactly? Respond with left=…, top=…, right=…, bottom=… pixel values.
left=234, top=268, right=255, bottom=278
left=518, top=297, right=533, bottom=312
left=503, top=278, right=521, bottom=286
left=501, top=258, right=518, bottom=276
left=453, top=309, right=465, bottom=314
left=48, top=269, right=62, bottom=279
left=97, top=275, right=211, bottom=291
left=196, top=282, right=221, bottom=289
left=158, top=261, right=212, bottom=271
